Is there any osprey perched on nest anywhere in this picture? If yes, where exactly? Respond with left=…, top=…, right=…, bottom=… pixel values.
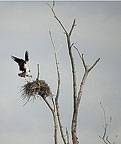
left=11, top=51, right=32, bottom=78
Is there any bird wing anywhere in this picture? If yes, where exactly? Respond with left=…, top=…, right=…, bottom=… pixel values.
left=25, top=51, right=29, bottom=62
left=11, top=56, right=26, bottom=71
left=11, top=56, right=22, bottom=63
left=11, top=56, right=25, bottom=65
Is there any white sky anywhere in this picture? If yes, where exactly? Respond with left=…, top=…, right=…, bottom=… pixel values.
left=0, top=1, right=121, bottom=144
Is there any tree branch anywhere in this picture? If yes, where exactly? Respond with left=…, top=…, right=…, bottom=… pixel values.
left=47, top=3, right=67, bottom=34
left=49, top=30, right=67, bottom=144
left=42, top=97, right=58, bottom=144
left=99, top=102, right=110, bottom=144
left=73, top=46, right=87, bottom=70
left=69, top=19, right=76, bottom=37
left=73, top=46, right=100, bottom=107
left=66, top=23, right=78, bottom=144
left=99, top=102, right=118, bottom=144
left=73, top=46, right=100, bottom=73
left=66, top=128, right=70, bottom=144
left=36, top=64, right=40, bottom=81
left=88, top=58, right=100, bottom=72
left=77, top=71, right=88, bottom=107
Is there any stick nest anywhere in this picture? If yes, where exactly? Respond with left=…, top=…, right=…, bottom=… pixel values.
left=21, top=79, right=53, bottom=104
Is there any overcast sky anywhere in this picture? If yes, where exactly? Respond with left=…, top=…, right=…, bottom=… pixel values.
left=0, top=1, right=121, bottom=144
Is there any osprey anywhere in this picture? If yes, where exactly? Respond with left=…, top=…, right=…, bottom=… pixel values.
left=11, top=51, right=31, bottom=77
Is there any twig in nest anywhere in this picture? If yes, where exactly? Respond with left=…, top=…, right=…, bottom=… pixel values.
left=36, top=64, right=40, bottom=80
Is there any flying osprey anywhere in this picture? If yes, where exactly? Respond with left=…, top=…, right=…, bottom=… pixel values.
left=11, top=51, right=31, bottom=77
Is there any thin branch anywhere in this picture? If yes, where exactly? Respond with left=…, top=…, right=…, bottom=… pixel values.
left=52, top=0, right=55, bottom=9
left=99, top=102, right=116, bottom=144
left=47, top=3, right=67, bottom=34
left=42, top=97, right=58, bottom=144
left=68, top=44, right=77, bottom=109
left=66, top=128, right=70, bottom=144
left=70, top=43, right=74, bottom=49
left=69, top=19, right=76, bottom=37
left=49, top=30, right=67, bottom=144
left=88, top=58, right=100, bottom=72
left=77, top=71, right=88, bottom=108
left=99, top=135, right=109, bottom=144
left=100, top=102, right=107, bottom=139
left=73, top=46, right=87, bottom=70
left=43, top=97, right=54, bottom=112
left=36, top=64, right=40, bottom=80
left=52, top=96, right=56, bottom=112
left=73, top=46, right=82, bottom=59
left=74, top=46, right=100, bottom=73
left=99, top=102, right=109, bottom=144
left=81, top=54, right=87, bottom=71
left=23, top=96, right=31, bottom=106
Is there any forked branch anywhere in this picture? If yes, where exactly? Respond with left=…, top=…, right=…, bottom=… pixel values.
left=74, top=46, right=100, bottom=72
left=99, top=102, right=118, bottom=144
left=74, top=46, right=100, bottom=107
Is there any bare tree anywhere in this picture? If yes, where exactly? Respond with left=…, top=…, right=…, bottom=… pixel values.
left=21, top=2, right=101, bottom=144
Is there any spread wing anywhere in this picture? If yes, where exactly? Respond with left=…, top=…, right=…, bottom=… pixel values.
left=11, top=55, right=26, bottom=71
left=11, top=56, right=25, bottom=65
left=11, top=56, right=22, bottom=63
left=25, top=51, right=29, bottom=62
